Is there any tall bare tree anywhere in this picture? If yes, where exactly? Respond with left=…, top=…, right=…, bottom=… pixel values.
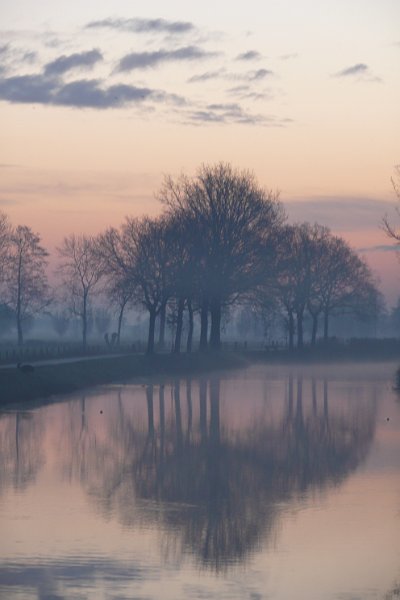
left=58, top=234, right=103, bottom=350
left=95, top=227, right=134, bottom=345
left=0, top=212, right=11, bottom=330
left=160, top=163, right=284, bottom=350
left=98, top=218, right=175, bottom=354
left=124, top=217, right=174, bottom=354
left=6, top=225, right=50, bottom=345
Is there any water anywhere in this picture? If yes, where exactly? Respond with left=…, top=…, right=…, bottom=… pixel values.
left=0, top=361, right=399, bottom=600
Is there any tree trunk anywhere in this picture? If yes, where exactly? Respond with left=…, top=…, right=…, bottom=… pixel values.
left=174, top=297, right=185, bottom=354
left=186, top=299, right=194, bottom=353
left=147, top=308, right=156, bottom=355
left=82, top=294, right=87, bottom=352
left=209, top=299, right=221, bottom=351
left=288, top=311, right=294, bottom=350
left=158, top=300, right=167, bottom=349
left=16, top=254, right=23, bottom=346
left=16, top=308, right=23, bottom=347
left=311, top=313, right=318, bottom=346
left=116, top=302, right=126, bottom=346
left=323, top=309, right=329, bottom=341
left=296, top=310, right=304, bottom=349
left=199, top=298, right=209, bottom=351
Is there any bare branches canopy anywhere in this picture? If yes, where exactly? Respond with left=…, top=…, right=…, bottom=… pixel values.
left=0, top=162, right=384, bottom=349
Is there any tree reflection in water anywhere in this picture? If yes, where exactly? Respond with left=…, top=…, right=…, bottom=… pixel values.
left=56, top=374, right=376, bottom=572
left=0, top=410, right=44, bottom=495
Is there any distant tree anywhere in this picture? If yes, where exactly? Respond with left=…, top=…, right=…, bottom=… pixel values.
left=272, top=225, right=299, bottom=349
left=390, top=297, right=400, bottom=334
left=160, top=163, right=284, bottom=350
left=107, top=278, right=134, bottom=344
left=383, top=164, right=400, bottom=241
left=58, top=234, right=103, bottom=351
left=98, top=218, right=174, bottom=355
left=52, top=310, right=70, bottom=338
left=0, top=211, right=10, bottom=283
left=124, top=217, right=174, bottom=354
left=96, top=227, right=135, bottom=345
left=317, top=237, right=378, bottom=340
left=5, top=225, right=50, bottom=345
left=95, top=308, right=111, bottom=337
left=0, top=303, right=15, bottom=338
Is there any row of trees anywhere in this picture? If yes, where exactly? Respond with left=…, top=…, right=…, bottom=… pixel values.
left=0, top=163, right=383, bottom=351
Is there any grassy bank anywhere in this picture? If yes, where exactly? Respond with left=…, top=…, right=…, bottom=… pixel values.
left=2, top=339, right=400, bottom=405
left=0, top=352, right=249, bottom=404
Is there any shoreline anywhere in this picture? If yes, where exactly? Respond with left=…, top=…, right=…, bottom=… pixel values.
left=2, top=343, right=400, bottom=405
left=0, top=352, right=249, bottom=405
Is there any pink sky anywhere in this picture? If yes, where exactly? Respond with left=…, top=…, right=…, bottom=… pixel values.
left=1, top=0, right=399, bottom=304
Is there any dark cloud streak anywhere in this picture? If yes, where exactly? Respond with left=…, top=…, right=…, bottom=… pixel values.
left=335, top=63, right=369, bottom=77
left=117, top=46, right=216, bottom=72
left=236, top=50, right=261, bottom=61
left=0, top=73, right=179, bottom=109
left=85, top=17, right=194, bottom=35
left=188, top=68, right=273, bottom=84
left=188, top=68, right=226, bottom=83
left=44, top=49, right=103, bottom=76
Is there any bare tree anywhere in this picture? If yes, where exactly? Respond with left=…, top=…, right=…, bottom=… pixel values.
left=0, top=212, right=11, bottom=335
left=98, top=218, right=175, bottom=355
left=95, top=227, right=134, bottom=345
left=123, top=217, right=174, bottom=354
left=383, top=164, right=400, bottom=241
left=6, top=225, right=50, bottom=345
left=58, top=234, right=103, bottom=350
left=160, top=163, right=284, bottom=350
left=0, top=212, right=10, bottom=284
left=316, top=237, right=378, bottom=340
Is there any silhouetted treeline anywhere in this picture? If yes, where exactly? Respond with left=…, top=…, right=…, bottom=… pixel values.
left=0, top=163, right=384, bottom=350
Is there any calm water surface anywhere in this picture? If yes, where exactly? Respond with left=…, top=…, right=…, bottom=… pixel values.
left=1, top=361, right=399, bottom=599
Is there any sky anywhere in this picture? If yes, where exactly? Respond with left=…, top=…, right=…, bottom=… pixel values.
left=1, top=0, right=399, bottom=304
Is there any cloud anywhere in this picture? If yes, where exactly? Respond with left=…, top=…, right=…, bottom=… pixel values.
left=0, top=72, right=182, bottom=109
left=334, top=63, right=382, bottom=82
left=117, top=45, right=216, bottom=72
left=21, top=51, right=37, bottom=64
left=85, top=17, right=195, bottom=35
left=227, top=84, right=249, bottom=94
left=358, top=244, right=399, bottom=253
left=185, top=103, right=287, bottom=126
left=0, top=44, right=9, bottom=56
left=44, top=49, right=103, bottom=76
left=189, top=68, right=273, bottom=85
left=188, top=68, right=226, bottom=83
left=335, top=63, right=369, bottom=77
left=53, top=80, right=153, bottom=108
left=248, top=68, right=273, bottom=81
left=285, top=197, right=396, bottom=231
left=236, top=50, right=262, bottom=61
left=0, top=74, right=56, bottom=103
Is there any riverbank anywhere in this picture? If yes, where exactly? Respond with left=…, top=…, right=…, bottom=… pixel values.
left=0, top=352, right=249, bottom=404
left=2, top=340, right=400, bottom=405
